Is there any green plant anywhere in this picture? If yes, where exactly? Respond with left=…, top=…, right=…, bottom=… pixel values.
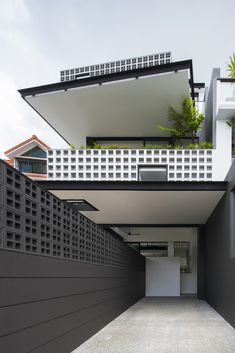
left=186, top=142, right=213, bottom=149
left=198, top=141, right=213, bottom=149
left=187, top=143, right=198, bottom=149
left=91, top=144, right=125, bottom=149
left=92, top=143, right=102, bottom=149
left=187, top=142, right=211, bottom=149
left=158, top=97, right=205, bottom=144
left=69, top=144, right=76, bottom=149
left=226, top=117, right=235, bottom=128
left=105, top=144, right=119, bottom=149
left=144, top=144, right=165, bottom=149
left=227, top=54, right=235, bottom=78
left=79, top=145, right=84, bottom=149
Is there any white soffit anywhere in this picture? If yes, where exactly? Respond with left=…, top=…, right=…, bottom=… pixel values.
left=25, top=71, right=190, bottom=144
left=49, top=190, right=225, bottom=225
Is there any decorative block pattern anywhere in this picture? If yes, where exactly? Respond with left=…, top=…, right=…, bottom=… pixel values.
left=60, top=52, right=172, bottom=82
left=0, top=160, right=141, bottom=268
left=47, top=148, right=214, bottom=182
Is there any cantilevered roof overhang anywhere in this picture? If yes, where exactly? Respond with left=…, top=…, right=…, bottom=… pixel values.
left=19, top=60, right=194, bottom=145
left=38, top=181, right=227, bottom=226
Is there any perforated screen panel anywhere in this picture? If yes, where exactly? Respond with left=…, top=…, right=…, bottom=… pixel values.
left=0, top=160, right=142, bottom=268
left=60, top=52, right=172, bottom=81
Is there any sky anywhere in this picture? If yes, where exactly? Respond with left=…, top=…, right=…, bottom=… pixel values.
left=0, top=0, right=234, bottom=158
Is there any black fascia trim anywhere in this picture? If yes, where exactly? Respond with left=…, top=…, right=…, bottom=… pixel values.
left=18, top=60, right=194, bottom=98
left=86, top=136, right=199, bottom=146
left=218, top=78, right=235, bottom=82
left=99, top=224, right=201, bottom=228
left=37, top=180, right=227, bottom=192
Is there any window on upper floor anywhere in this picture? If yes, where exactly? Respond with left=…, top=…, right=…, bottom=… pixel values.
left=138, top=165, right=167, bottom=181
left=22, top=146, right=47, bottom=158
left=17, top=159, right=47, bottom=174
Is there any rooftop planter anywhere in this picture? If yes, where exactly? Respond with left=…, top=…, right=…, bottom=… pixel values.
left=73, top=142, right=213, bottom=150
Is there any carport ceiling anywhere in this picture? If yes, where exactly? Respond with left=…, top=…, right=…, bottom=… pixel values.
left=48, top=189, right=225, bottom=225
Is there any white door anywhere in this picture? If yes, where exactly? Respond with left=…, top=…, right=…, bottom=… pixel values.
left=146, top=257, right=180, bottom=296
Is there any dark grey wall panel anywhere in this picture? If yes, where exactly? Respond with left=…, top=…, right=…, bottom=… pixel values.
left=32, top=300, right=135, bottom=353
left=197, top=225, right=206, bottom=300
left=205, top=161, right=235, bottom=328
left=0, top=251, right=144, bottom=353
left=0, top=160, right=145, bottom=352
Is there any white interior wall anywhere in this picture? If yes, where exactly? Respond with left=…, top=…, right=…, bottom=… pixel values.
left=122, top=227, right=198, bottom=295
left=146, top=257, right=180, bottom=296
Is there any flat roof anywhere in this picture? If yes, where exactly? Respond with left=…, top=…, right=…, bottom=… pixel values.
left=19, top=60, right=194, bottom=145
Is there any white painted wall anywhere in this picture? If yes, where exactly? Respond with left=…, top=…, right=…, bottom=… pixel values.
left=146, top=257, right=180, bottom=296
left=213, top=120, right=232, bottom=181
left=122, top=227, right=198, bottom=295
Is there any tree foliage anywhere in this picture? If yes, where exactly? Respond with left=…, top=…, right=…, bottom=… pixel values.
left=227, top=53, right=235, bottom=78
left=158, top=97, right=204, bottom=144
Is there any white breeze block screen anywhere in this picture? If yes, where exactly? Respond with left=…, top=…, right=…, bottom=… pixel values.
left=47, top=148, right=214, bottom=182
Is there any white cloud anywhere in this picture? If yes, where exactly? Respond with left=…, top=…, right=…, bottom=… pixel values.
left=0, top=72, right=68, bottom=158
left=0, top=0, right=30, bottom=36
left=0, top=0, right=68, bottom=158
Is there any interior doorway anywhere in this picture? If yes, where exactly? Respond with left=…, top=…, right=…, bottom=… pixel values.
left=124, top=227, right=198, bottom=297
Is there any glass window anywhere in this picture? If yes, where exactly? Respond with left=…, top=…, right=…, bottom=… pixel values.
left=17, top=159, right=47, bottom=174
left=22, top=146, right=46, bottom=158
left=140, top=242, right=168, bottom=257
left=174, top=242, right=191, bottom=273
left=139, top=166, right=167, bottom=181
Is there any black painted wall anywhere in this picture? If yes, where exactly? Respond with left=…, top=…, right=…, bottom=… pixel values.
left=0, top=160, right=145, bottom=352
left=0, top=250, right=145, bottom=353
left=204, top=161, right=235, bottom=327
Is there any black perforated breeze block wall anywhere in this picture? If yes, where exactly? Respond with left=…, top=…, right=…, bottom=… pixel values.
left=0, top=160, right=145, bottom=353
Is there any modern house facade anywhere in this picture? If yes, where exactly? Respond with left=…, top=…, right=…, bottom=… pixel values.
left=0, top=52, right=235, bottom=352
left=4, top=134, right=49, bottom=179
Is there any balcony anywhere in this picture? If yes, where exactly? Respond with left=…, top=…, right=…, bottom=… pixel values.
left=47, top=148, right=214, bottom=182
left=217, top=79, right=235, bottom=120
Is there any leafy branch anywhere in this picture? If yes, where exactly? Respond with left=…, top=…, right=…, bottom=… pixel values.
left=227, top=53, right=235, bottom=78
left=158, top=97, right=204, bottom=144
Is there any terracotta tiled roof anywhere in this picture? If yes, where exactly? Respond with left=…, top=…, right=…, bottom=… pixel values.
left=25, top=173, right=48, bottom=179
left=5, top=159, right=14, bottom=165
left=4, top=135, right=50, bottom=155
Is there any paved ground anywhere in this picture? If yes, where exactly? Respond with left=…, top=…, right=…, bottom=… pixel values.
left=72, top=297, right=235, bottom=353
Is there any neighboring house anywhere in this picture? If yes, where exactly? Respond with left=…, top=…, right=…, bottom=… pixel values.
left=1, top=52, right=235, bottom=353
left=4, top=135, right=50, bottom=179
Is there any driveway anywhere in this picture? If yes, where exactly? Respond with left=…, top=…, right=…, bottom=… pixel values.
left=72, top=297, right=235, bottom=353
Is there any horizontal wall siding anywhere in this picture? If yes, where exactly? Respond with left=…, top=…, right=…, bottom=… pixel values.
left=0, top=160, right=145, bottom=352
left=0, top=250, right=145, bottom=353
